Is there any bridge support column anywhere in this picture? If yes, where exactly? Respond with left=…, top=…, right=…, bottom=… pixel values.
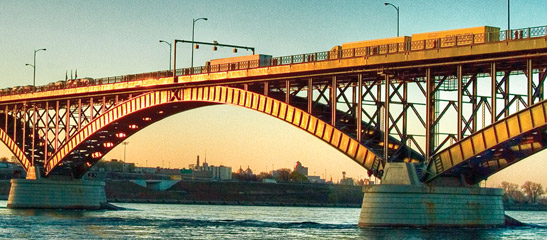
left=358, top=163, right=505, bottom=227
left=7, top=179, right=107, bottom=210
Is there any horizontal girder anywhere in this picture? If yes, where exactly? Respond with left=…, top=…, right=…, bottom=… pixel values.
left=0, top=31, right=546, bottom=182
left=43, top=86, right=384, bottom=178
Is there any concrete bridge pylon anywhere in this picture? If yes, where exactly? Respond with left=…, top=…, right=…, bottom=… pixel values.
left=358, top=162, right=505, bottom=227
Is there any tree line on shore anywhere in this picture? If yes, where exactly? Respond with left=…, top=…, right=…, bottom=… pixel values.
left=499, top=181, right=546, bottom=204
left=233, top=168, right=309, bottom=183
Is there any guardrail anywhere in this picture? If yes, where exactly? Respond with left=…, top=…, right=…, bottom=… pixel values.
left=2, top=25, right=546, bottom=97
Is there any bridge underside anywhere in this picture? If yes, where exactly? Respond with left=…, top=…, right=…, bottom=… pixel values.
left=425, top=100, right=547, bottom=185
left=0, top=33, right=546, bottom=182
left=49, top=101, right=218, bottom=178
left=25, top=86, right=390, bottom=178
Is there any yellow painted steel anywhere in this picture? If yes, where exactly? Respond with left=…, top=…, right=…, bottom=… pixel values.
left=342, top=36, right=411, bottom=49
left=44, top=86, right=384, bottom=176
left=1, top=33, right=546, bottom=105
left=426, top=99, right=547, bottom=183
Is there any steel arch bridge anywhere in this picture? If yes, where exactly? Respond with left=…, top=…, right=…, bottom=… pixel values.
left=1, top=25, right=547, bottom=183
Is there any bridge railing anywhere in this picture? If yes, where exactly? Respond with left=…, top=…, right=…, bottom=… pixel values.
left=500, top=25, right=547, bottom=40
left=2, top=26, right=546, bottom=97
left=172, top=25, right=546, bottom=75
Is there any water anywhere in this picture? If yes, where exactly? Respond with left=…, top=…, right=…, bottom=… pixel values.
left=0, top=201, right=546, bottom=239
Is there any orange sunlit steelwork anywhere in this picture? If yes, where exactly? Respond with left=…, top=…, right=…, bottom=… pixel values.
left=0, top=24, right=545, bottom=182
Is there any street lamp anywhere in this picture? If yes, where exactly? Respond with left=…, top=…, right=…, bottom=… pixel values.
left=507, top=0, right=510, bottom=30
left=191, top=17, right=208, bottom=69
left=384, top=2, right=400, bottom=37
left=122, top=141, right=129, bottom=162
left=159, top=40, right=172, bottom=71
left=172, top=39, right=255, bottom=81
left=26, top=48, right=46, bottom=86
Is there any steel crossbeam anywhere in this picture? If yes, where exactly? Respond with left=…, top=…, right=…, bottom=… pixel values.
left=0, top=35, right=545, bottom=183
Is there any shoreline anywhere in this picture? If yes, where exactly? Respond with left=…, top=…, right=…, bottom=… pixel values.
left=107, top=198, right=361, bottom=208
left=1, top=180, right=547, bottom=211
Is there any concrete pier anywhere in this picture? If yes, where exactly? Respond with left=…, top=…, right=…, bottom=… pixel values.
left=358, top=163, right=505, bottom=227
left=7, top=179, right=107, bottom=209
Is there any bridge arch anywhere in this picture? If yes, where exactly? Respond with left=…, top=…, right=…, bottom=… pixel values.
left=45, top=86, right=384, bottom=178
left=0, top=128, right=31, bottom=171
left=424, top=99, right=547, bottom=185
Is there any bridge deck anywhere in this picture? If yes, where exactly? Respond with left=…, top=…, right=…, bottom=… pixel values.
left=2, top=32, right=547, bottom=103
left=1, top=26, right=547, bottom=181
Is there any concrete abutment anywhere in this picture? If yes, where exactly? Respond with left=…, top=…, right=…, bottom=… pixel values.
left=358, top=163, right=505, bottom=227
left=7, top=179, right=107, bottom=210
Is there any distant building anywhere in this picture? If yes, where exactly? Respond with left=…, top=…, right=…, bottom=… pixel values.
left=0, top=161, right=25, bottom=180
left=181, top=155, right=232, bottom=181
left=307, top=176, right=325, bottom=183
left=294, top=161, right=308, bottom=176
left=91, top=159, right=135, bottom=173
left=340, top=178, right=354, bottom=185
left=211, top=166, right=232, bottom=180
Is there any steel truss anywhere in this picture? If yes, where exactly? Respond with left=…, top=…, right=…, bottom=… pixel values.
left=0, top=51, right=546, bottom=182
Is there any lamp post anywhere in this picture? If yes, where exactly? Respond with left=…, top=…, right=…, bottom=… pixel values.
left=384, top=2, right=400, bottom=37
left=159, top=40, right=172, bottom=71
left=191, top=17, right=208, bottom=69
left=173, top=39, right=255, bottom=82
left=26, top=48, right=46, bottom=86
left=507, top=0, right=510, bottom=31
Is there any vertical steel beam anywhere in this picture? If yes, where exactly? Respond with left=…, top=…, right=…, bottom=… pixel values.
left=457, top=65, right=463, bottom=140
left=101, top=96, right=106, bottom=115
left=66, top=100, right=70, bottom=139
left=22, top=104, right=26, bottom=155
left=307, top=78, right=313, bottom=113
left=54, top=101, right=59, bottom=151
left=376, top=78, right=382, bottom=130
left=12, top=105, right=17, bottom=146
left=78, top=99, right=82, bottom=130
left=352, top=80, right=356, bottom=117
left=472, top=76, right=478, bottom=132
left=89, top=97, right=94, bottom=121
left=4, top=105, right=8, bottom=134
left=384, top=74, right=390, bottom=162
left=527, top=58, right=533, bottom=105
left=403, top=77, right=408, bottom=144
left=491, top=62, right=497, bottom=123
left=425, top=68, right=433, bottom=160
left=32, top=105, right=37, bottom=166
left=331, top=76, right=337, bottom=126
left=504, top=71, right=510, bottom=117
left=285, top=80, right=290, bottom=104
left=540, top=70, right=545, bottom=101
left=263, top=82, right=269, bottom=96
left=44, top=101, right=49, bottom=163
left=357, top=74, right=363, bottom=142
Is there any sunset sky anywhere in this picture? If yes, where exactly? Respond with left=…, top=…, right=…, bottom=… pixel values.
left=1, top=0, right=546, bottom=185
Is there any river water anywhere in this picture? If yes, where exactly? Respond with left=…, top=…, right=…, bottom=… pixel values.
left=0, top=201, right=546, bottom=239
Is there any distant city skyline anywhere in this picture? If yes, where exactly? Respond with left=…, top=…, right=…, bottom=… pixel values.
left=1, top=1, right=547, bottom=186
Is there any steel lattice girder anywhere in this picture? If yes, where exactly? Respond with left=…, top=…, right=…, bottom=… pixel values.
left=35, top=86, right=385, bottom=178
left=0, top=47, right=547, bottom=181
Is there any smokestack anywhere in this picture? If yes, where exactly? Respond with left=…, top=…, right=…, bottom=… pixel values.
left=197, top=155, right=200, bottom=167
